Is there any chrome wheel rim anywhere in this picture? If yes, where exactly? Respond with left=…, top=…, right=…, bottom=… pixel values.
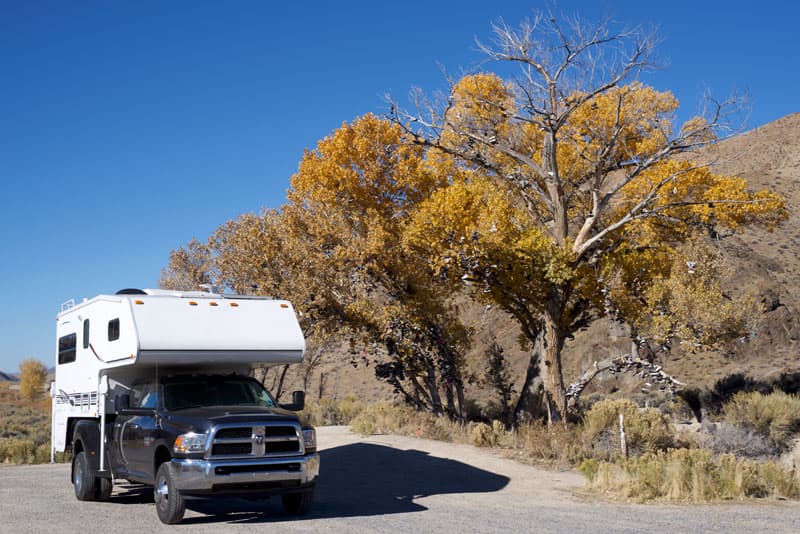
left=74, top=461, right=82, bottom=493
left=156, top=476, right=169, bottom=504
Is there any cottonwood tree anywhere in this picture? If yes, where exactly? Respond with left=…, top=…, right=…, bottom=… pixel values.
left=162, top=115, right=472, bottom=419
left=159, top=238, right=213, bottom=291
left=396, top=13, right=786, bottom=422
left=284, top=114, right=470, bottom=419
left=19, top=358, right=48, bottom=401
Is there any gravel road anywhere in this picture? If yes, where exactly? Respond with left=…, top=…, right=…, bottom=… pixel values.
left=2, top=426, right=799, bottom=533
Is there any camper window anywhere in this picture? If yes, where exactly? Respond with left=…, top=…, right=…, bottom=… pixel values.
left=58, top=333, right=77, bottom=364
left=82, top=319, right=90, bottom=349
left=108, top=318, right=120, bottom=341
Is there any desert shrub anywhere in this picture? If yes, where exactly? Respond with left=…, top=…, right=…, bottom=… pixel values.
left=583, top=448, right=800, bottom=502
left=0, top=396, right=69, bottom=464
left=469, top=420, right=508, bottom=448
left=723, top=391, right=800, bottom=452
left=583, top=399, right=675, bottom=458
left=0, top=438, right=39, bottom=463
left=696, top=423, right=774, bottom=458
left=299, top=395, right=366, bottom=426
left=578, top=458, right=600, bottom=481
left=705, top=373, right=771, bottom=414
left=350, top=402, right=466, bottom=442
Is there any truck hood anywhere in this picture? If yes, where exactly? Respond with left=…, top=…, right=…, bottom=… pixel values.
left=163, top=405, right=299, bottom=434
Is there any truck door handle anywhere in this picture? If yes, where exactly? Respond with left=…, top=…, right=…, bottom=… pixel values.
left=129, top=424, right=140, bottom=430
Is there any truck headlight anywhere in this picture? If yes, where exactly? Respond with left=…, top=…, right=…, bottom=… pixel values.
left=173, top=432, right=208, bottom=454
left=302, top=427, right=316, bottom=452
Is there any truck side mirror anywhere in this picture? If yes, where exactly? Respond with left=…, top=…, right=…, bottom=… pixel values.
left=115, top=394, right=130, bottom=412
left=291, top=390, right=305, bottom=411
left=280, top=390, right=305, bottom=412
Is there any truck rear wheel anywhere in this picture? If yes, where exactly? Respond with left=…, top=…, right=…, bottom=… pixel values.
left=95, top=477, right=113, bottom=500
left=154, top=462, right=185, bottom=524
left=73, top=451, right=96, bottom=501
left=281, top=486, right=314, bottom=515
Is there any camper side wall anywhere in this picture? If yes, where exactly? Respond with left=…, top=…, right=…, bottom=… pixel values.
left=52, top=298, right=137, bottom=452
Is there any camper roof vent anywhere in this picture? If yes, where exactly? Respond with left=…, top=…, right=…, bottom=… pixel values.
left=116, top=288, right=147, bottom=295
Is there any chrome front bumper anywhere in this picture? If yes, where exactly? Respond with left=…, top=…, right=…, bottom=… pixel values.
left=169, top=453, right=320, bottom=493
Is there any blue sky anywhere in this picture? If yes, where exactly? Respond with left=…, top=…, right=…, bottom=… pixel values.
left=1, top=0, right=798, bottom=372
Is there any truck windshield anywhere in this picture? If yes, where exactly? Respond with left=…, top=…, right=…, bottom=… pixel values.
left=163, top=377, right=276, bottom=411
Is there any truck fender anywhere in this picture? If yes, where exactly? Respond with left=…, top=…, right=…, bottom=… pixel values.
left=72, top=420, right=102, bottom=477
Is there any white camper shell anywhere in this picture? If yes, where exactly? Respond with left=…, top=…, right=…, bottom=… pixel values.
left=51, top=289, right=306, bottom=457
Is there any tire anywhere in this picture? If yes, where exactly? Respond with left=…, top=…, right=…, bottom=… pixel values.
left=73, top=451, right=96, bottom=501
left=95, top=477, right=113, bottom=501
left=281, top=487, right=314, bottom=515
left=154, top=462, right=185, bottom=524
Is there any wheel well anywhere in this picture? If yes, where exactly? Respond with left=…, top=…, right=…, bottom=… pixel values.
left=65, top=418, right=78, bottom=452
left=154, top=446, right=171, bottom=474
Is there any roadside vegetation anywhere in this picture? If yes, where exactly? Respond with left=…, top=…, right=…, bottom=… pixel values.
left=0, top=381, right=56, bottom=464
left=301, top=375, right=800, bottom=503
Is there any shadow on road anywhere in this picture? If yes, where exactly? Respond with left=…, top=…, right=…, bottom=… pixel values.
left=169, top=442, right=509, bottom=524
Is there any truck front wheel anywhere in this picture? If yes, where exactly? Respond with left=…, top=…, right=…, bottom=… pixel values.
left=154, top=463, right=186, bottom=524
left=281, top=486, right=314, bottom=515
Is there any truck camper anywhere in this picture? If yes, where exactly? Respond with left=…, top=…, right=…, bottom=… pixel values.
left=51, top=288, right=318, bottom=524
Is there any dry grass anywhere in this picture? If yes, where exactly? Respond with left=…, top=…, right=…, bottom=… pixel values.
left=0, top=438, right=52, bottom=464
left=299, top=395, right=367, bottom=427
left=0, top=399, right=64, bottom=464
left=582, top=399, right=675, bottom=459
left=582, top=448, right=800, bottom=502
left=340, top=396, right=800, bottom=501
left=350, top=402, right=584, bottom=467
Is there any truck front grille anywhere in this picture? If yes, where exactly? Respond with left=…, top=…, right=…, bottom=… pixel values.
left=212, top=443, right=252, bottom=455
left=209, top=424, right=301, bottom=458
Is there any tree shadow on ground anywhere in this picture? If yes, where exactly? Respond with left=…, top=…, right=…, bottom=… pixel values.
left=176, top=442, right=510, bottom=524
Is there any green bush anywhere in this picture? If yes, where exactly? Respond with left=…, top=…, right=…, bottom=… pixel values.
left=583, top=399, right=675, bottom=458
left=578, top=458, right=600, bottom=480
left=723, top=391, right=800, bottom=451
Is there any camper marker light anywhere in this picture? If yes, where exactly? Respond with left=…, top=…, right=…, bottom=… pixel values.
left=189, top=301, right=198, bottom=306
left=174, top=432, right=208, bottom=454
left=280, top=303, right=289, bottom=309
left=209, top=301, right=218, bottom=306
left=230, top=302, right=239, bottom=307
left=135, top=299, right=144, bottom=305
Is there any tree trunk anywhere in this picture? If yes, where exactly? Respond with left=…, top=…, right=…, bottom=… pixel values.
left=455, top=380, right=466, bottom=423
left=273, top=364, right=290, bottom=402
left=424, top=359, right=443, bottom=415
left=513, top=329, right=545, bottom=424
left=444, top=382, right=456, bottom=418
left=542, top=302, right=567, bottom=424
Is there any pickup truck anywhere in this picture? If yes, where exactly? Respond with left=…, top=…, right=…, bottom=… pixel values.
left=71, top=373, right=318, bottom=524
